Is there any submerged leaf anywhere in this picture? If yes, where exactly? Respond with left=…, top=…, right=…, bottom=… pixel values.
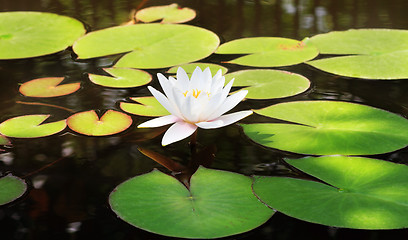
left=136, top=3, right=196, bottom=24
left=88, top=68, right=151, bottom=88
left=0, top=115, right=66, bottom=138
left=19, top=77, right=80, bottom=97
left=0, top=174, right=27, bottom=205
left=120, top=97, right=169, bottom=117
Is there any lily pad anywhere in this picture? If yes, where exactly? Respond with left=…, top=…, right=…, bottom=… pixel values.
left=0, top=115, right=66, bottom=138
left=307, top=29, right=408, bottom=79
left=19, top=77, right=81, bottom=97
left=253, top=155, right=408, bottom=229
left=135, top=3, right=196, bottom=24
left=67, top=110, right=132, bottom=136
left=167, top=63, right=228, bottom=75
left=242, top=101, right=408, bottom=155
left=88, top=68, right=152, bottom=88
left=224, top=70, right=310, bottom=99
left=0, top=11, right=85, bottom=59
left=0, top=174, right=27, bottom=205
left=120, top=97, right=169, bottom=117
left=73, top=24, right=220, bottom=69
left=216, top=37, right=318, bottom=67
left=109, top=167, right=274, bottom=238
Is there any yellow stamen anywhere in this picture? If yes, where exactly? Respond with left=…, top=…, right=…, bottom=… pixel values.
left=192, top=89, right=201, bottom=98
left=183, top=90, right=188, bottom=97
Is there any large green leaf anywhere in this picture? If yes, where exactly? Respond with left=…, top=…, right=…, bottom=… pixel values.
left=216, top=37, right=318, bottom=67
left=73, top=24, right=220, bottom=69
left=307, top=29, right=408, bottom=79
left=109, top=167, right=274, bottom=238
left=135, top=3, right=196, bottom=24
left=0, top=115, right=66, bottom=138
left=0, top=11, right=85, bottom=59
left=242, top=101, right=408, bottom=155
left=253, top=156, right=408, bottom=229
left=0, top=174, right=27, bottom=205
left=224, top=70, right=310, bottom=99
left=120, top=97, right=169, bottom=117
left=88, top=68, right=151, bottom=88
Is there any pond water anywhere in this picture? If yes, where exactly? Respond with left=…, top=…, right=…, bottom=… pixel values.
left=1, top=0, right=408, bottom=239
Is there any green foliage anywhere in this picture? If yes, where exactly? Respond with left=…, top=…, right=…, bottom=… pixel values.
left=19, top=77, right=80, bottom=97
left=242, top=101, right=408, bottom=155
left=135, top=3, right=196, bottom=24
left=109, top=167, right=274, bottom=238
left=0, top=115, right=66, bottom=138
left=0, top=174, right=27, bottom=205
left=0, top=12, right=85, bottom=59
left=88, top=68, right=152, bottom=88
left=224, top=70, right=310, bottom=99
left=120, top=97, right=169, bottom=117
left=253, top=156, right=408, bottom=229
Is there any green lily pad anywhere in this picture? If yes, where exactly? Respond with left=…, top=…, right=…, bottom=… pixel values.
left=67, top=110, right=132, bottom=136
left=73, top=24, right=220, bottom=69
left=0, top=115, right=66, bottom=138
left=109, top=167, right=274, bottom=238
left=135, top=3, right=196, bottom=24
left=307, top=29, right=408, bottom=79
left=19, top=77, right=81, bottom=97
left=253, top=155, right=408, bottom=229
left=167, top=63, right=228, bottom=75
left=0, top=174, right=27, bottom=205
left=88, top=68, right=152, bottom=88
left=120, top=97, right=169, bottom=117
left=216, top=37, right=318, bottom=67
left=242, top=101, right=408, bottom=155
left=224, top=70, right=310, bottom=99
left=0, top=11, right=85, bottom=59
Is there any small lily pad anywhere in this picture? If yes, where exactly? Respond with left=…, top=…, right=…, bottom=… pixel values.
left=135, top=3, right=196, bottom=24
left=0, top=115, right=66, bottom=138
left=0, top=11, right=85, bottom=59
left=19, top=77, right=81, bottom=97
left=120, top=97, right=169, bottom=117
left=73, top=24, right=220, bottom=69
left=0, top=174, right=27, bottom=205
left=67, top=110, right=132, bottom=136
left=242, top=101, right=408, bottom=155
left=216, top=37, right=318, bottom=67
left=167, top=63, right=228, bottom=75
left=253, top=156, right=408, bottom=229
left=88, top=68, right=152, bottom=88
left=224, top=70, right=310, bottom=99
left=109, top=167, right=274, bottom=238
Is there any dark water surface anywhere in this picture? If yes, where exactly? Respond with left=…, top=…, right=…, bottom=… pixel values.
left=1, top=0, right=408, bottom=239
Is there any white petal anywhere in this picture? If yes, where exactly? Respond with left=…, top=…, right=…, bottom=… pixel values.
left=148, top=86, right=181, bottom=118
left=190, top=66, right=203, bottom=90
left=176, top=68, right=189, bottom=91
left=162, top=122, right=198, bottom=146
left=138, top=115, right=179, bottom=128
left=157, top=73, right=175, bottom=102
left=202, top=67, right=212, bottom=92
left=196, top=110, right=253, bottom=129
left=207, top=90, right=248, bottom=120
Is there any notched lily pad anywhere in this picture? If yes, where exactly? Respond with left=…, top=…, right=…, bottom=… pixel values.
left=19, top=77, right=80, bottom=97
left=109, top=167, right=274, bottom=238
left=0, top=115, right=66, bottom=138
left=216, top=37, right=318, bottom=67
left=167, top=63, right=228, bottom=75
left=73, top=24, right=220, bottom=69
left=136, top=3, right=196, bottom=24
left=120, top=97, right=169, bottom=117
left=242, top=101, right=408, bottom=155
left=0, top=11, right=85, bottom=59
left=0, top=174, right=27, bottom=205
left=253, top=155, right=408, bottom=229
left=88, top=68, right=152, bottom=88
left=67, top=110, right=132, bottom=136
left=224, top=69, right=310, bottom=99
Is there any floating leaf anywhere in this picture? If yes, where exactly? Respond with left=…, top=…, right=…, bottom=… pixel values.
left=73, top=24, right=220, bottom=69
left=242, top=101, right=408, bottom=155
left=0, top=11, right=85, bottom=59
left=0, top=135, right=10, bottom=145
left=19, top=77, right=80, bottom=97
left=167, top=63, right=228, bottom=75
left=307, top=29, right=408, bottom=79
left=0, top=174, right=27, bottom=205
left=120, top=97, right=169, bottom=117
left=224, top=70, right=310, bottom=99
left=88, top=68, right=151, bottom=88
left=135, top=3, right=196, bottom=24
left=216, top=37, right=318, bottom=67
left=0, top=115, right=66, bottom=138
left=67, top=110, right=132, bottom=136
left=253, top=156, right=408, bottom=229
left=109, top=167, right=273, bottom=238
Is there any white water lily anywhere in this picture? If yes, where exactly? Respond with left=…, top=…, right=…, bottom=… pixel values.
left=138, top=67, right=253, bottom=146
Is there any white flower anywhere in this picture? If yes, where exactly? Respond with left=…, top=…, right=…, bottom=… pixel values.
left=138, top=67, right=253, bottom=146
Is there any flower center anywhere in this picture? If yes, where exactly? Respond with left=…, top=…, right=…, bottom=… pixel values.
left=183, top=89, right=208, bottom=98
